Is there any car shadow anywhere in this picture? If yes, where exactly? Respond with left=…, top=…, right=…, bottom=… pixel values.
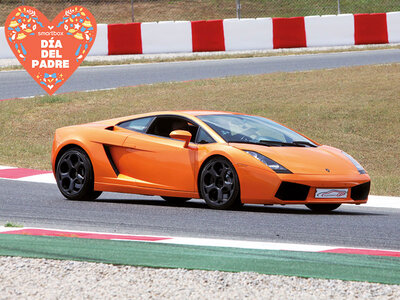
left=86, top=197, right=383, bottom=216
left=240, top=205, right=382, bottom=216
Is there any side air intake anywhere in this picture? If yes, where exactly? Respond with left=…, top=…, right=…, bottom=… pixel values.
left=103, top=145, right=119, bottom=176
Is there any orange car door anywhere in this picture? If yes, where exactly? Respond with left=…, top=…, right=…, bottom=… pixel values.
left=113, top=132, right=198, bottom=192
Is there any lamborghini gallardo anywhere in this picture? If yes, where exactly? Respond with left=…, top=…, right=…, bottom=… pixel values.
left=51, top=111, right=370, bottom=212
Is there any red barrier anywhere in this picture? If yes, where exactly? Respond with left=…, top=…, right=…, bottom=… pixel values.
left=108, top=23, right=142, bottom=55
left=273, top=17, right=307, bottom=49
left=191, top=20, right=225, bottom=52
left=354, top=13, right=388, bottom=45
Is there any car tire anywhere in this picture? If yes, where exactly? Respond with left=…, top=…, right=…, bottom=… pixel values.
left=161, top=196, right=191, bottom=205
left=56, top=148, right=102, bottom=201
left=199, top=157, right=241, bottom=210
left=305, top=203, right=341, bottom=212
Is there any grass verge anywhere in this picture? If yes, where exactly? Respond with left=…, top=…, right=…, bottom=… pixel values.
left=81, top=45, right=400, bottom=67
left=0, top=63, right=399, bottom=195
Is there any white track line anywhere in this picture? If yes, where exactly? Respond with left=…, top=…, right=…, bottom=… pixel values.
left=365, top=195, right=400, bottom=209
left=157, top=236, right=333, bottom=251
left=0, top=166, right=16, bottom=170
left=15, top=173, right=56, bottom=184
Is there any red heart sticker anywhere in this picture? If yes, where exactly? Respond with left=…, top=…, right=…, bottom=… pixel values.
left=5, top=6, right=97, bottom=95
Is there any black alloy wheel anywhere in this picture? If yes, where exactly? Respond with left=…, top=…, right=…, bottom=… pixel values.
left=56, top=148, right=102, bottom=200
left=200, top=157, right=241, bottom=209
left=305, top=203, right=341, bottom=212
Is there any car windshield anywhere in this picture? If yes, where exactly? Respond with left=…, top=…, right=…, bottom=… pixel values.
left=197, top=114, right=316, bottom=146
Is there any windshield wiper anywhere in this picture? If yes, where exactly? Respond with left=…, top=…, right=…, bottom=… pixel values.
left=259, top=140, right=316, bottom=147
left=228, top=140, right=317, bottom=147
left=258, top=140, right=296, bottom=147
left=290, top=141, right=317, bottom=147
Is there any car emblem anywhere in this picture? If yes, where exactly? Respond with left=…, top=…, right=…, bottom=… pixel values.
left=325, top=168, right=330, bottom=172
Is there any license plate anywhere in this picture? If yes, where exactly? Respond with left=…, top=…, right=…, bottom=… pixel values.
left=315, top=188, right=348, bottom=199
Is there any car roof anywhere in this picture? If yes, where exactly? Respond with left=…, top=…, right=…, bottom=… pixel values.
left=92, top=110, right=242, bottom=126
left=175, top=110, right=241, bottom=116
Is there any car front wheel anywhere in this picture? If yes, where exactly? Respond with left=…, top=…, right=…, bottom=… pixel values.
left=199, top=157, right=241, bottom=210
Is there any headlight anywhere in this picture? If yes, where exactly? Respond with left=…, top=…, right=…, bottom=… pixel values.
left=244, top=150, right=292, bottom=174
left=342, top=151, right=366, bottom=174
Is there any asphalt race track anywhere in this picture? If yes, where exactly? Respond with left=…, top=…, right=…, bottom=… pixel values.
left=1, top=49, right=400, bottom=100
left=1, top=179, right=400, bottom=250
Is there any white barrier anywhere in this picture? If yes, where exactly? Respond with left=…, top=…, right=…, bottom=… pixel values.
left=1, top=12, right=399, bottom=59
left=89, top=23, right=109, bottom=56
left=305, top=14, right=355, bottom=47
left=223, top=18, right=273, bottom=51
left=0, top=27, right=14, bottom=59
left=387, top=12, right=400, bottom=43
left=141, top=21, right=192, bottom=54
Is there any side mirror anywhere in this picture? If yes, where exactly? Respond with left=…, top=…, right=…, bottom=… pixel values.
left=170, top=130, right=192, bottom=148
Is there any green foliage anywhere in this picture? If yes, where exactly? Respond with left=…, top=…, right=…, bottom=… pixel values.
left=4, top=222, right=23, bottom=228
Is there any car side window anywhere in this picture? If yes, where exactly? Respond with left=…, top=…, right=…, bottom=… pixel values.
left=117, top=117, right=154, bottom=133
left=195, top=127, right=215, bottom=144
left=147, top=116, right=199, bottom=143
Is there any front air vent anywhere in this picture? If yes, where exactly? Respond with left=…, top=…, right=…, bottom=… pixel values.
left=351, top=181, right=371, bottom=200
left=275, top=181, right=310, bottom=201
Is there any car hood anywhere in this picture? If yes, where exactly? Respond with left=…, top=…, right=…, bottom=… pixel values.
left=230, top=143, right=359, bottom=175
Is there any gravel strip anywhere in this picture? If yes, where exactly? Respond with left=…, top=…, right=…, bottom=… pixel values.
left=0, top=256, right=399, bottom=299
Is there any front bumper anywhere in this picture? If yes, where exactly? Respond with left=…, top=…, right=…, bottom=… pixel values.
left=275, top=180, right=370, bottom=203
left=237, top=164, right=370, bottom=204
left=273, top=174, right=371, bottom=204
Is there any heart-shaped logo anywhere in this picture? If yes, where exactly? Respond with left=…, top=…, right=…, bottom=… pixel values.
left=5, top=6, right=97, bottom=95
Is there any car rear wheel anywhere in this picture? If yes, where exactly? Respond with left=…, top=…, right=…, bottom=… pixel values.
left=305, top=203, right=341, bottom=212
left=56, top=148, right=102, bottom=201
left=161, top=196, right=191, bottom=205
left=199, top=157, right=241, bottom=210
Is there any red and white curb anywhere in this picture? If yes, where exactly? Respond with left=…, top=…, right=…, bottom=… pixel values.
left=0, top=165, right=399, bottom=209
left=1, top=226, right=399, bottom=257
left=0, top=165, right=54, bottom=184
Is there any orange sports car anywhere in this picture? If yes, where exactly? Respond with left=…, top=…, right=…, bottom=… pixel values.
left=51, top=111, right=370, bottom=212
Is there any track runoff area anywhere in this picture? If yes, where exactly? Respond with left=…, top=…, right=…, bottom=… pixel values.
left=1, top=166, right=400, bottom=284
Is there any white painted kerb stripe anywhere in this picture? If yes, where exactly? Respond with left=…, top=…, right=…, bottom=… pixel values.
left=157, top=236, right=333, bottom=251
left=15, top=173, right=56, bottom=184
left=365, top=195, right=400, bottom=209
left=0, top=166, right=17, bottom=170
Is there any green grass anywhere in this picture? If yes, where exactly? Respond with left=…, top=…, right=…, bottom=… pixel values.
left=4, top=222, right=23, bottom=228
left=0, top=63, right=399, bottom=196
left=37, top=95, right=71, bottom=104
